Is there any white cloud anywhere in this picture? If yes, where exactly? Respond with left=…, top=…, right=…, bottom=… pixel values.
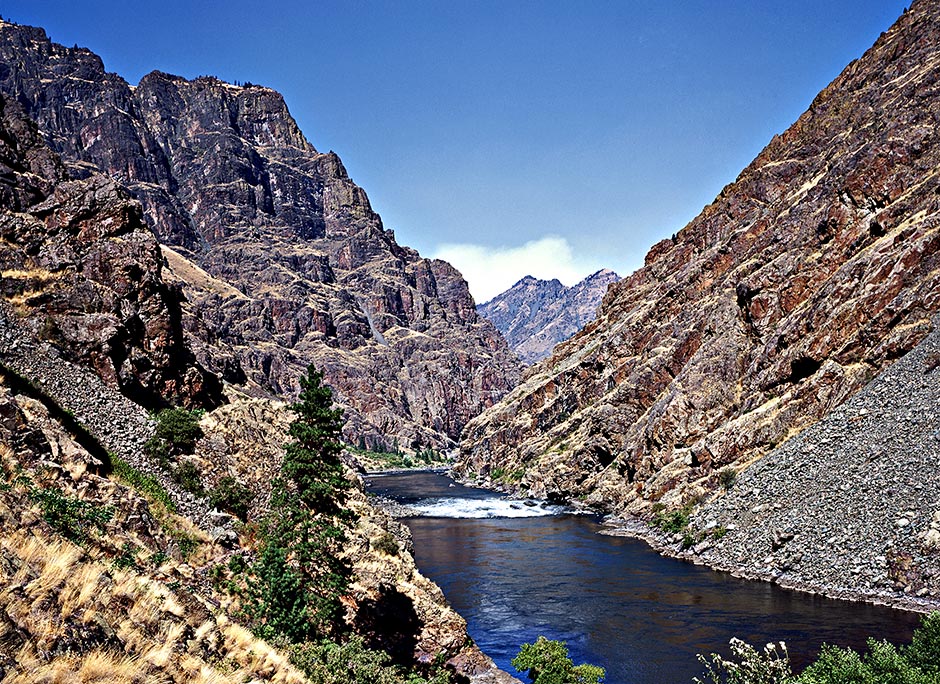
left=432, top=236, right=600, bottom=304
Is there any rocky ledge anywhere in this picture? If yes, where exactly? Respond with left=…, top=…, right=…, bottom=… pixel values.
left=604, top=319, right=940, bottom=613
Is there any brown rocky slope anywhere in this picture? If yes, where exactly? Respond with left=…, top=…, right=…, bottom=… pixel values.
left=0, top=91, right=220, bottom=409
left=604, top=320, right=940, bottom=611
left=458, top=0, right=940, bottom=513
left=478, top=269, right=620, bottom=365
left=0, top=20, right=520, bottom=451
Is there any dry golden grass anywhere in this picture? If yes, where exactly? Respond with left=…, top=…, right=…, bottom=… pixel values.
left=4, top=649, right=157, bottom=684
left=1, top=267, right=59, bottom=281
left=0, top=525, right=308, bottom=684
left=217, top=617, right=307, bottom=684
left=27, top=541, right=82, bottom=601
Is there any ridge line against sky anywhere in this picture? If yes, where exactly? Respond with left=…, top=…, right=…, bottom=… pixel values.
left=1, top=1, right=911, bottom=302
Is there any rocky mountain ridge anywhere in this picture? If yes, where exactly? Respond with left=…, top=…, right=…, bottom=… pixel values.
left=0, top=91, right=220, bottom=409
left=478, top=269, right=620, bottom=365
left=0, top=28, right=518, bottom=683
left=0, top=19, right=520, bottom=451
left=458, top=0, right=940, bottom=515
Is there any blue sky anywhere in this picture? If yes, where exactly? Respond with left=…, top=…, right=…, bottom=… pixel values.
left=3, top=1, right=910, bottom=302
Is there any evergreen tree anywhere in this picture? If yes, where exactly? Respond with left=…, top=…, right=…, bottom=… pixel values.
left=281, top=366, right=350, bottom=513
left=243, top=364, right=355, bottom=641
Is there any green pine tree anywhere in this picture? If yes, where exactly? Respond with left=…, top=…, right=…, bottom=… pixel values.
left=243, top=364, right=355, bottom=642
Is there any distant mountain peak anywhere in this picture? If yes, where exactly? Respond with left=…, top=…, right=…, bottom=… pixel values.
left=478, top=269, right=620, bottom=364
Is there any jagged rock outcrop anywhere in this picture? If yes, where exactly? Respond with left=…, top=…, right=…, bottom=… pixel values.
left=478, top=269, right=620, bottom=364
left=189, top=396, right=514, bottom=680
left=0, top=91, right=219, bottom=408
left=458, top=0, right=940, bottom=513
left=0, top=21, right=520, bottom=450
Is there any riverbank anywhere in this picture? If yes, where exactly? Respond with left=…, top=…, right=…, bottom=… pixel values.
left=601, top=515, right=940, bottom=615
left=370, top=470, right=926, bottom=684
left=604, top=324, right=940, bottom=616
left=451, top=472, right=940, bottom=615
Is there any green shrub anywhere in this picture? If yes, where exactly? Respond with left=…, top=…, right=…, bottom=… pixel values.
left=288, top=636, right=451, bottom=684
left=512, top=636, right=605, bottom=684
left=173, top=460, right=205, bottom=496
left=28, top=486, right=113, bottom=544
left=170, top=529, right=200, bottom=560
left=718, top=467, right=737, bottom=490
left=695, top=638, right=791, bottom=684
left=143, top=434, right=171, bottom=469
left=653, top=508, right=690, bottom=534
left=154, top=407, right=203, bottom=453
left=905, top=612, right=940, bottom=675
left=113, top=542, right=139, bottom=570
left=695, top=612, right=940, bottom=684
left=209, top=476, right=255, bottom=521
left=110, top=454, right=176, bottom=512
left=372, top=531, right=399, bottom=556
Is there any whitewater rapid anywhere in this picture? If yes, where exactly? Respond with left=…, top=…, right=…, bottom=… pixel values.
left=408, top=496, right=564, bottom=518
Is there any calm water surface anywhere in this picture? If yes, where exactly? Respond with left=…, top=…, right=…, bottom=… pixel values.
left=367, top=471, right=923, bottom=684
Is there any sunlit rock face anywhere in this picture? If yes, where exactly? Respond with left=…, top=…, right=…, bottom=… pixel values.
left=458, top=1, right=940, bottom=513
left=478, top=269, right=620, bottom=365
left=0, top=20, right=520, bottom=449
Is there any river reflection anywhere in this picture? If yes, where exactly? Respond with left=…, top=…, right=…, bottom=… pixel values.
left=367, top=472, right=922, bottom=684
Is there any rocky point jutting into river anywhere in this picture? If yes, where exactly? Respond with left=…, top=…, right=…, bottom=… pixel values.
left=0, top=20, right=521, bottom=452
left=458, top=0, right=940, bottom=605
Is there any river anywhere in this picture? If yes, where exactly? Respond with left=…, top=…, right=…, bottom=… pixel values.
left=366, top=471, right=924, bottom=684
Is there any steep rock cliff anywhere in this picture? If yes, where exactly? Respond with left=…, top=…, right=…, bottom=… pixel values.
left=478, top=269, right=620, bottom=364
left=0, top=91, right=219, bottom=408
left=0, top=21, right=519, bottom=449
left=459, top=0, right=940, bottom=513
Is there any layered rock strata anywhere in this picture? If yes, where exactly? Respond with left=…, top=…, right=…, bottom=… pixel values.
left=0, top=21, right=520, bottom=450
left=478, top=269, right=620, bottom=365
left=459, top=0, right=940, bottom=513
left=0, top=92, right=219, bottom=408
left=605, top=320, right=940, bottom=612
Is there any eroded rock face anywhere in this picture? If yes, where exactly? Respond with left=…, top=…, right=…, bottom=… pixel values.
left=648, top=321, right=940, bottom=610
left=459, top=0, right=940, bottom=513
left=478, top=269, right=620, bottom=365
left=0, top=93, right=219, bottom=408
left=0, top=22, right=520, bottom=449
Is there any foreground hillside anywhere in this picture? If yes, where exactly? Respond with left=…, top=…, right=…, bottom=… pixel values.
left=0, top=19, right=520, bottom=452
left=478, top=269, right=620, bottom=365
left=459, top=0, right=940, bottom=515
